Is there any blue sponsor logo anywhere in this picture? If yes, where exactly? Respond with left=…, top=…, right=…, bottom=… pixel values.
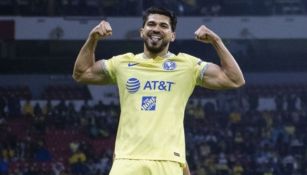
left=143, top=81, right=174, bottom=91
left=141, top=96, right=156, bottom=111
left=126, top=78, right=140, bottom=94
left=163, top=60, right=176, bottom=71
left=126, top=78, right=175, bottom=93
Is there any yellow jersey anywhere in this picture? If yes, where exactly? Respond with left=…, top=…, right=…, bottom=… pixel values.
left=103, top=52, right=208, bottom=164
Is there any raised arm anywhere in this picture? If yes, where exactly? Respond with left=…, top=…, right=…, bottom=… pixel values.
left=183, top=163, right=191, bottom=175
left=195, top=25, right=245, bottom=90
left=72, top=20, right=112, bottom=84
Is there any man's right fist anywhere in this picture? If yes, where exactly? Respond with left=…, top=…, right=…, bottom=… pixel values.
left=90, top=20, right=112, bottom=40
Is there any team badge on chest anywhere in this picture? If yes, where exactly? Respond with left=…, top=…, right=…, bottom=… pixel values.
left=163, top=60, right=176, bottom=71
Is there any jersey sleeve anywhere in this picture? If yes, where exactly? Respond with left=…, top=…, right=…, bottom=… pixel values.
left=194, top=58, right=209, bottom=86
left=179, top=53, right=209, bottom=86
left=101, top=57, right=117, bottom=84
left=101, top=53, right=133, bottom=84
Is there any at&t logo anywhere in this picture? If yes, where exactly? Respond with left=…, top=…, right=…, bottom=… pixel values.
left=126, top=78, right=140, bottom=94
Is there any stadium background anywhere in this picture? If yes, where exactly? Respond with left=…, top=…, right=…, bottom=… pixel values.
left=0, top=0, right=307, bottom=174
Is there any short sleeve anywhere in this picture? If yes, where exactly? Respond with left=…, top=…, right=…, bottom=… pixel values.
left=101, top=53, right=134, bottom=84
left=102, top=57, right=117, bottom=83
left=179, top=53, right=209, bottom=86
left=194, top=59, right=209, bottom=86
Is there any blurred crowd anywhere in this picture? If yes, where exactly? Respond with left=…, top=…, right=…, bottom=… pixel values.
left=0, top=97, right=118, bottom=175
left=0, top=0, right=306, bottom=17
left=185, top=88, right=307, bottom=175
left=1, top=83, right=307, bottom=175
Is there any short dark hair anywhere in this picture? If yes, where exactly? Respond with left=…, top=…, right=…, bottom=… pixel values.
left=142, top=7, right=177, bottom=32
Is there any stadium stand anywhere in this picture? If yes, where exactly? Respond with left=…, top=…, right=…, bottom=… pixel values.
left=1, top=83, right=307, bottom=174
left=0, top=0, right=306, bottom=16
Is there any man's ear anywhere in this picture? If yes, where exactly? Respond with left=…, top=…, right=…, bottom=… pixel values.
left=140, top=28, right=144, bottom=38
left=171, top=32, right=176, bottom=42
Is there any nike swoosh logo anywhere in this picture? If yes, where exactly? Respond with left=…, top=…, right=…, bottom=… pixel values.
left=128, top=63, right=139, bottom=67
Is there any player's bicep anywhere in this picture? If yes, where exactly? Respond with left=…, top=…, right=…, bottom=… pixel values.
left=77, top=60, right=110, bottom=84
left=202, top=63, right=236, bottom=89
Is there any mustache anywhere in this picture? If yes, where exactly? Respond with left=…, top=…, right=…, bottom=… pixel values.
left=148, top=30, right=163, bottom=36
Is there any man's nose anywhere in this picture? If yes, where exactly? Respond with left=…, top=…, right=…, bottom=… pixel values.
left=152, top=25, right=161, bottom=32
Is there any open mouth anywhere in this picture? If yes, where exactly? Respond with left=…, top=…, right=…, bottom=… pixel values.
left=149, top=35, right=162, bottom=43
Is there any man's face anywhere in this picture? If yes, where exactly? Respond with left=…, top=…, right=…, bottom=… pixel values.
left=141, top=14, right=175, bottom=54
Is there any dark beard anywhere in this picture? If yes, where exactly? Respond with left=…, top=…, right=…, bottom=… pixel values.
left=144, top=39, right=169, bottom=54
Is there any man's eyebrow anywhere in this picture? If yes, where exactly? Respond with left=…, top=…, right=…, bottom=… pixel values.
left=160, top=22, right=169, bottom=25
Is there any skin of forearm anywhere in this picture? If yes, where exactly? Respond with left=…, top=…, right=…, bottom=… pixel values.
left=212, top=39, right=245, bottom=86
left=73, top=37, right=97, bottom=80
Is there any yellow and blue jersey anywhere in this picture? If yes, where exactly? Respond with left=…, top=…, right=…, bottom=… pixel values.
left=103, top=52, right=208, bottom=164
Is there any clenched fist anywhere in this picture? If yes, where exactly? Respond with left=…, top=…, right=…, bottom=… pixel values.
left=194, top=25, right=221, bottom=44
left=90, top=20, right=112, bottom=40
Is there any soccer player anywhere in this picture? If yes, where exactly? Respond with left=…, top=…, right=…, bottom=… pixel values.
left=73, top=7, right=245, bottom=175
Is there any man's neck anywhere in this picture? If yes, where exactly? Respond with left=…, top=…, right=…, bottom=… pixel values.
left=143, top=50, right=170, bottom=59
